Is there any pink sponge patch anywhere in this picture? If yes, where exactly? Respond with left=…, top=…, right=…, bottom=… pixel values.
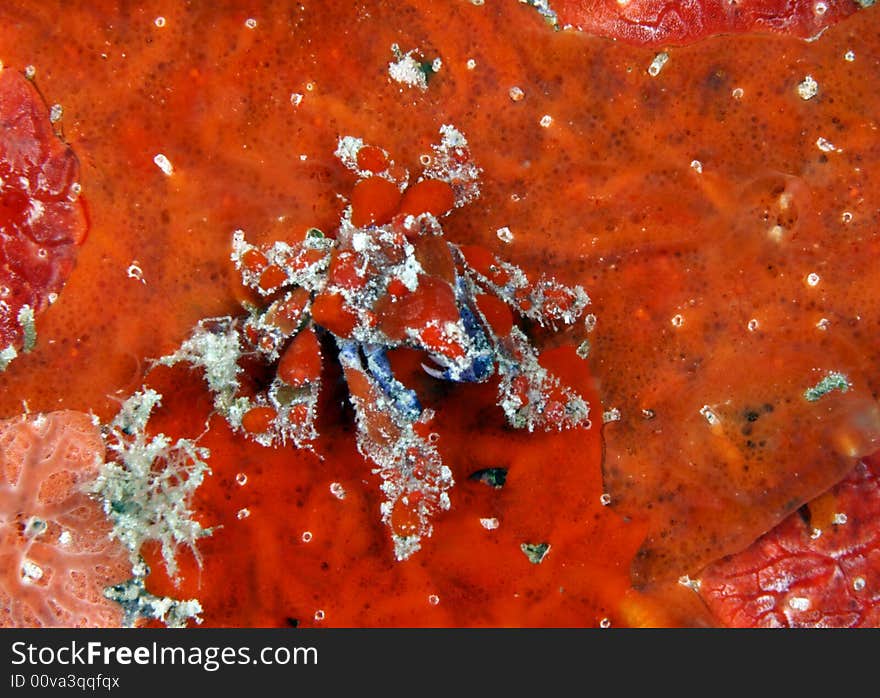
left=0, top=410, right=130, bottom=627
left=554, top=0, right=862, bottom=47
left=699, top=455, right=880, bottom=627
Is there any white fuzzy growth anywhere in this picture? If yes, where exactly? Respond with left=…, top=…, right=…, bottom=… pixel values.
left=389, top=248, right=424, bottom=293
left=265, top=376, right=321, bottom=448
left=388, top=51, right=428, bottom=91
left=93, top=389, right=214, bottom=581
left=423, top=125, right=482, bottom=207
left=461, top=250, right=589, bottom=329
left=0, top=344, right=18, bottom=371
left=348, top=230, right=369, bottom=254
left=232, top=229, right=332, bottom=295
left=155, top=308, right=321, bottom=448
left=154, top=318, right=243, bottom=411
left=334, top=137, right=399, bottom=180
left=519, top=0, right=559, bottom=28
left=104, top=574, right=203, bottom=628
left=392, top=535, right=423, bottom=561
left=439, top=124, right=466, bottom=148
left=334, top=136, right=366, bottom=171
left=602, top=408, right=621, bottom=423
left=576, top=338, right=591, bottom=359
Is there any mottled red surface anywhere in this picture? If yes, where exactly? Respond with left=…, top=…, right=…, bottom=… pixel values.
left=555, top=0, right=863, bottom=45
left=0, top=68, right=88, bottom=355
left=139, top=348, right=642, bottom=627
left=699, top=455, right=880, bottom=627
left=586, top=23, right=880, bottom=585
left=0, top=1, right=879, bottom=627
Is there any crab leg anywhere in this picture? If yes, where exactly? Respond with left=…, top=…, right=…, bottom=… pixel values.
left=337, top=339, right=453, bottom=561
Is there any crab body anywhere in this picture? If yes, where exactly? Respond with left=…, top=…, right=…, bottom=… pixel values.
left=162, top=126, right=594, bottom=559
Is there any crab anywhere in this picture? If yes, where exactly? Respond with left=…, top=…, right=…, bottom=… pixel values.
left=159, top=125, right=594, bottom=560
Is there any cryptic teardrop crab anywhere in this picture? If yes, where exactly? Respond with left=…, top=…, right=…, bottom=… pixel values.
left=159, top=125, right=594, bottom=560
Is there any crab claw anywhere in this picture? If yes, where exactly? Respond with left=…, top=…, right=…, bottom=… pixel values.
left=417, top=282, right=496, bottom=383
left=420, top=358, right=448, bottom=381
left=420, top=349, right=494, bottom=383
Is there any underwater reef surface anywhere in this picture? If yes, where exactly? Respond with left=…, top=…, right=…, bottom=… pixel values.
left=1, top=0, right=879, bottom=627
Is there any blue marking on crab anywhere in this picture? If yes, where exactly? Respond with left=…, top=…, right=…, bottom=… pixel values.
left=339, top=339, right=423, bottom=423
left=419, top=304, right=493, bottom=383
left=421, top=271, right=496, bottom=383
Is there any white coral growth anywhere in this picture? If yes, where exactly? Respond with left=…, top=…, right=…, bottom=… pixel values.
left=103, top=563, right=203, bottom=628
left=91, top=389, right=214, bottom=582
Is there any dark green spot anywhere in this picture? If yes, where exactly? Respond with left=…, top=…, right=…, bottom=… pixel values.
left=521, top=542, right=551, bottom=564
left=469, top=467, right=508, bottom=488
